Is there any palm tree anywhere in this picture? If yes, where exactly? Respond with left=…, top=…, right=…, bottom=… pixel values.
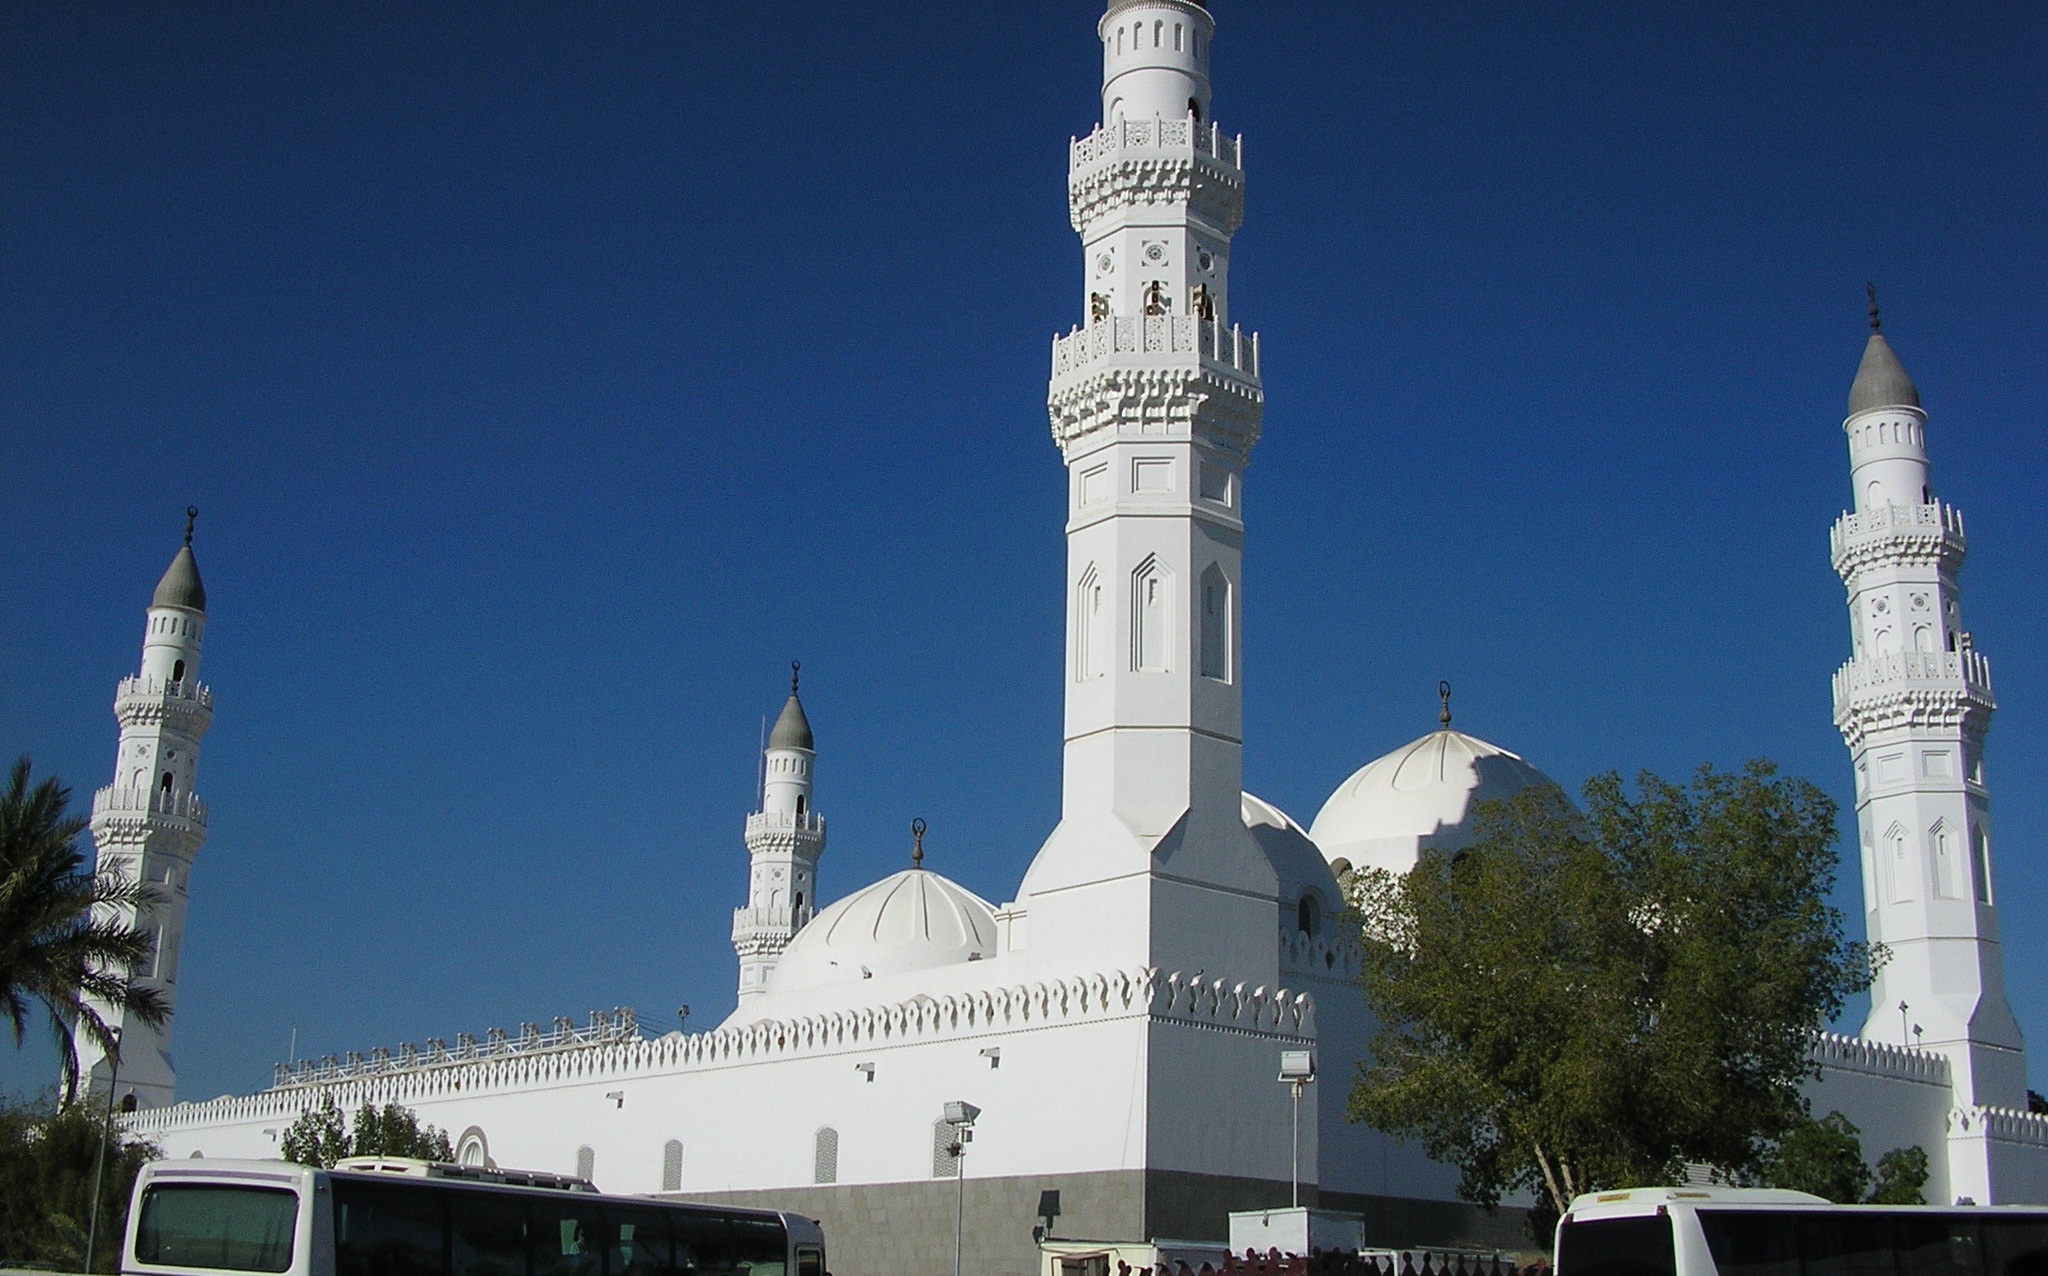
left=0, top=757, right=167, bottom=1106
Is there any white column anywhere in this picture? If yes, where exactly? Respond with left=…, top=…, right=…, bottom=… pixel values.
left=733, top=669, right=825, bottom=1006
left=75, top=514, right=212, bottom=1111
left=1832, top=328, right=2026, bottom=1109
left=1020, top=0, right=1277, bottom=984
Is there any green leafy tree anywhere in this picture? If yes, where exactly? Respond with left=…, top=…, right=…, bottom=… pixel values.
left=1869, top=1146, right=1930, bottom=1205
left=1761, top=1111, right=1927, bottom=1205
left=280, top=1093, right=453, bottom=1167
left=0, top=1092, right=160, bottom=1271
left=0, top=757, right=169, bottom=1106
left=1766, top=1111, right=1870, bottom=1202
left=1348, top=761, right=1875, bottom=1226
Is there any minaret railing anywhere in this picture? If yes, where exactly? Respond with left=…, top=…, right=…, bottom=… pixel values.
left=92, top=785, right=209, bottom=824
left=1051, top=315, right=1261, bottom=381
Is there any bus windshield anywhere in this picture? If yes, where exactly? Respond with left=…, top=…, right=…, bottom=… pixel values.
left=135, top=1184, right=299, bottom=1274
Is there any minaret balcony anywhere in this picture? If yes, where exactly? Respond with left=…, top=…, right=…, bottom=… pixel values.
left=91, top=784, right=208, bottom=827
left=113, top=676, right=215, bottom=731
left=1831, top=501, right=1967, bottom=578
left=1069, top=115, right=1245, bottom=235
left=1051, top=315, right=1260, bottom=389
left=1833, top=649, right=1995, bottom=728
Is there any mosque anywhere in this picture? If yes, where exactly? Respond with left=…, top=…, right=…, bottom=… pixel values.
left=79, top=2, right=2048, bottom=1272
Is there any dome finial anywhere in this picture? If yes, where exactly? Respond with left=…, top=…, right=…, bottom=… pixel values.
left=1867, top=283, right=1882, bottom=332
left=911, top=818, right=927, bottom=868
left=790, top=660, right=801, bottom=696
left=184, top=506, right=198, bottom=546
left=1438, top=681, right=1453, bottom=729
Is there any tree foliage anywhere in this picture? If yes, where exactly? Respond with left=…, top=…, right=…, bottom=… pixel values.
left=0, top=1092, right=160, bottom=1271
left=1348, top=761, right=1875, bottom=1221
left=0, top=757, right=169, bottom=1106
left=280, top=1094, right=454, bottom=1168
left=1762, top=1110, right=1927, bottom=1204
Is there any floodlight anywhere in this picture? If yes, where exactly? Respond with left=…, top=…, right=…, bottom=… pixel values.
left=944, top=1100, right=981, bottom=1125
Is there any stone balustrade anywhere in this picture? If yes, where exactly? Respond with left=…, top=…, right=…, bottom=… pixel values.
left=745, top=810, right=825, bottom=839
left=1071, top=115, right=1242, bottom=173
left=1051, top=315, right=1260, bottom=383
left=93, top=785, right=208, bottom=825
left=1831, top=500, right=1967, bottom=573
left=1833, top=648, right=1994, bottom=710
left=116, top=674, right=213, bottom=708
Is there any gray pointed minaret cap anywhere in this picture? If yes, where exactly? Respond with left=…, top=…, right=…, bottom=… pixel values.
left=1849, top=335, right=1921, bottom=415
left=768, top=662, right=814, bottom=751
left=151, top=507, right=207, bottom=612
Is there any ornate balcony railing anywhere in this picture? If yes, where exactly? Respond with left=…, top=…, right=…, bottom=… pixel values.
left=93, top=786, right=207, bottom=825
left=1070, top=115, right=1241, bottom=172
left=1051, top=314, right=1260, bottom=382
left=1833, top=648, right=1994, bottom=710
left=270, top=1007, right=643, bottom=1089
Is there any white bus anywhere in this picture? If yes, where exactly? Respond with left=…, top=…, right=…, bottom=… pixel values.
left=122, top=1159, right=825, bottom=1276
left=1555, top=1186, right=2048, bottom=1276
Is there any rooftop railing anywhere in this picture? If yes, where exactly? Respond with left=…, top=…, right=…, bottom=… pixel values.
left=269, top=1007, right=643, bottom=1089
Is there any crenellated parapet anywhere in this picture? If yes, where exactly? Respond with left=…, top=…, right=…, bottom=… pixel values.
left=126, top=965, right=1315, bottom=1138
left=1950, top=1104, right=2048, bottom=1146
left=114, top=675, right=215, bottom=733
left=1048, top=315, right=1263, bottom=461
left=744, top=809, right=825, bottom=855
left=1811, top=1029, right=1953, bottom=1083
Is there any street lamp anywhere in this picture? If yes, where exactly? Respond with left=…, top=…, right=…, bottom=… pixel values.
left=943, top=1101, right=981, bottom=1276
left=1278, top=1049, right=1316, bottom=1208
left=85, top=1027, right=123, bottom=1275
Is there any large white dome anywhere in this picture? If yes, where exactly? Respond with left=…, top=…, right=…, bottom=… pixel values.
left=1308, top=727, right=1561, bottom=876
left=767, top=868, right=998, bottom=995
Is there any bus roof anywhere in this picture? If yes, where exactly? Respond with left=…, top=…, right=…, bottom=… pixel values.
left=1565, top=1187, right=1830, bottom=1217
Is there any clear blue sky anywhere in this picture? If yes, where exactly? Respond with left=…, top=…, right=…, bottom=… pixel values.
left=4, top=1, right=2044, bottom=1104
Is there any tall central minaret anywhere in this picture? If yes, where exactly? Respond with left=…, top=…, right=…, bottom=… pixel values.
left=74, top=510, right=214, bottom=1110
left=1020, top=0, right=1278, bottom=981
left=1830, top=304, right=2026, bottom=1108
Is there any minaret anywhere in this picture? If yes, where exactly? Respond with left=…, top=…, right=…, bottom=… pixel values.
left=1021, top=0, right=1278, bottom=981
left=1830, top=300, right=2026, bottom=1108
left=75, top=508, right=214, bottom=1110
left=732, top=665, right=825, bottom=1006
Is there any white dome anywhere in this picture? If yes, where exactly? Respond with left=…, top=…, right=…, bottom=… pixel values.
left=1308, top=728, right=1561, bottom=876
left=768, top=868, right=998, bottom=995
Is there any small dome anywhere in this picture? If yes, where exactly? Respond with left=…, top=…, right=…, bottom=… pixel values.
left=151, top=545, right=206, bottom=612
left=768, top=691, right=813, bottom=751
left=1848, top=332, right=1920, bottom=415
left=1308, top=728, right=1561, bottom=876
left=768, top=868, right=996, bottom=995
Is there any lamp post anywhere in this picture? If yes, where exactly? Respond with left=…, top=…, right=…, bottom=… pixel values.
left=1278, top=1050, right=1316, bottom=1208
left=943, top=1101, right=981, bottom=1276
left=84, top=1027, right=123, bottom=1275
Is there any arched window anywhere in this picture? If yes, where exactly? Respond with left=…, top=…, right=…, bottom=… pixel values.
left=160, top=772, right=174, bottom=794
left=1297, top=893, right=1322, bottom=938
left=662, top=1140, right=684, bottom=1192
left=120, top=1094, right=138, bottom=1113
left=1200, top=564, right=1230, bottom=681
left=172, top=659, right=185, bottom=682
left=813, top=1128, right=839, bottom=1184
left=1886, top=825, right=1912, bottom=904
left=1189, top=97, right=1202, bottom=122
left=1972, top=827, right=1993, bottom=904
left=457, top=1126, right=490, bottom=1168
left=793, top=891, right=804, bottom=911
left=575, top=1146, right=595, bottom=1181
left=1930, top=821, right=1959, bottom=899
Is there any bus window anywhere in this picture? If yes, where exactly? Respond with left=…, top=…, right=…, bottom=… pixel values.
left=1983, top=1216, right=2048, bottom=1276
left=728, top=1217, right=786, bottom=1276
left=136, top=1184, right=299, bottom=1274
left=795, top=1247, right=824, bottom=1276
left=609, top=1205, right=677, bottom=1276
left=1700, top=1212, right=1801, bottom=1276
left=1895, top=1215, right=1981, bottom=1276
left=334, top=1181, right=447, bottom=1276
left=1802, top=1213, right=1908, bottom=1276
left=531, top=1200, right=604, bottom=1276
left=1557, top=1215, right=1676, bottom=1276
left=675, top=1213, right=732, bottom=1276
left=447, top=1191, right=527, bottom=1276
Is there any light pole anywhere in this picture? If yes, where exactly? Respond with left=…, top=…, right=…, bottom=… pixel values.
left=85, top=1027, right=123, bottom=1276
left=1278, top=1049, right=1316, bottom=1208
left=943, top=1100, right=981, bottom=1276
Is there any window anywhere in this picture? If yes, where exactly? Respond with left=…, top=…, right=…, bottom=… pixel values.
left=1555, top=1215, right=1675, bottom=1276
left=1973, top=827, right=1993, bottom=904
left=161, top=772, right=175, bottom=794
left=1132, top=558, right=1172, bottom=673
left=608, top=1205, right=675, bottom=1276
left=574, top=1147, right=595, bottom=1182
left=1199, top=564, right=1230, bottom=681
left=1297, top=893, right=1322, bottom=938
left=530, top=1199, right=602, bottom=1276
left=334, top=1180, right=445, bottom=1276
left=447, top=1191, right=525, bottom=1276
left=662, top=1140, right=684, bottom=1192
left=813, top=1128, right=839, bottom=1184
left=173, top=659, right=186, bottom=682
left=137, top=1185, right=298, bottom=1274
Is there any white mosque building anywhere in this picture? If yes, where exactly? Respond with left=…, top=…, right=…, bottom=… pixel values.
left=86, top=1, right=2048, bottom=1270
